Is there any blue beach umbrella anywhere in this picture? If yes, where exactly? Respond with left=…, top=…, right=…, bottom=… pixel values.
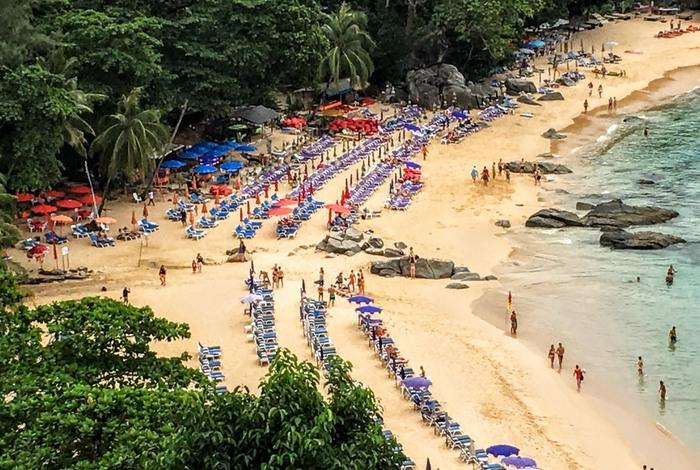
left=220, top=161, right=244, bottom=172
left=161, top=160, right=186, bottom=169
left=527, top=39, right=546, bottom=49
left=404, top=161, right=421, bottom=170
left=348, top=295, right=374, bottom=304
left=452, top=111, right=469, bottom=120
left=236, top=145, right=257, bottom=153
left=356, top=305, right=382, bottom=314
left=402, top=376, right=432, bottom=388
left=193, top=164, right=217, bottom=175
left=501, top=456, right=537, bottom=468
left=487, top=445, right=520, bottom=457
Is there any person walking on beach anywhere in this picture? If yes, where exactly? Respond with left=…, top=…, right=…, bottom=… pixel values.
left=358, top=271, right=365, bottom=295
left=548, top=345, right=556, bottom=368
left=191, top=259, right=198, bottom=273
left=148, top=190, right=155, bottom=206
left=328, top=284, right=336, bottom=307
left=470, top=166, right=478, bottom=183
left=583, top=99, right=589, bottom=113
left=180, top=209, right=187, bottom=227
left=573, top=365, right=584, bottom=392
left=613, top=97, right=617, bottom=111
left=122, top=287, right=131, bottom=304
left=159, top=265, right=167, bottom=286
left=556, top=343, right=565, bottom=370
left=421, top=145, right=428, bottom=160
left=659, top=380, right=666, bottom=402
left=669, top=326, right=677, bottom=345
left=409, top=247, right=417, bottom=279
left=598, top=84, right=603, bottom=98
left=637, top=356, right=644, bottom=377
left=481, top=166, right=490, bottom=186
left=510, top=310, right=518, bottom=335
left=196, top=253, right=203, bottom=272
left=498, top=158, right=504, bottom=176
left=587, top=81, right=593, bottom=97
left=348, top=270, right=356, bottom=292
left=317, top=284, right=324, bottom=302
left=505, top=168, right=511, bottom=183
left=492, top=162, right=497, bottom=180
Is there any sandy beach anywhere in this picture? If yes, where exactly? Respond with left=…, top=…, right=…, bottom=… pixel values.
left=14, top=16, right=700, bottom=470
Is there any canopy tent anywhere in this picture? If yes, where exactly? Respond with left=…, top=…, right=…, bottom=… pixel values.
left=178, top=140, right=240, bottom=161
left=322, top=78, right=352, bottom=97
left=232, top=105, right=281, bottom=125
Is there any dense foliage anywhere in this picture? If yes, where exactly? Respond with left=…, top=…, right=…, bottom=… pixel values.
left=0, top=272, right=403, bottom=468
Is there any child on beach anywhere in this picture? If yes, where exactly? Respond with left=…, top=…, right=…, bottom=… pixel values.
left=159, top=265, right=167, bottom=286
left=191, top=259, right=197, bottom=273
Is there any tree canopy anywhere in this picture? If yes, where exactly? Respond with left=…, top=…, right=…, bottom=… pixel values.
left=0, top=272, right=404, bottom=468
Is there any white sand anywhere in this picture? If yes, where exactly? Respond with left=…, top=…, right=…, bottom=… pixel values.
left=16, top=16, right=700, bottom=469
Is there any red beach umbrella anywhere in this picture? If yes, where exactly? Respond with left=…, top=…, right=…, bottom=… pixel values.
left=55, top=199, right=82, bottom=209
left=142, top=204, right=149, bottom=218
left=32, top=204, right=57, bottom=215
left=16, top=193, right=34, bottom=203
left=201, top=203, right=208, bottom=215
left=79, top=194, right=102, bottom=204
left=131, top=211, right=137, bottom=227
left=275, top=198, right=297, bottom=207
left=45, top=190, right=65, bottom=199
left=325, top=204, right=350, bottom=214
left=268, top=206, right=292, bottom=216
left=68, top=185, right=91, bottom=194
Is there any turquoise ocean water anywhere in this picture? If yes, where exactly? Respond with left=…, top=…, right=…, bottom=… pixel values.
left=490, top=87, right=700, bottom=457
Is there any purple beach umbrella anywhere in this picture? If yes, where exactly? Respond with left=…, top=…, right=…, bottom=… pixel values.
left=402, top=376, right=432, bottom=388
left=348, top=295, right=374, bottom=304
left=501, top=456, right=536, bottom=468
left=487, top=444, right=520, bottom=457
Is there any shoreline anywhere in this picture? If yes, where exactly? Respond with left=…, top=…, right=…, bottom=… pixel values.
left=13, top=16, right=700, bottom=470
left=474, top=54, right=700, bottom=467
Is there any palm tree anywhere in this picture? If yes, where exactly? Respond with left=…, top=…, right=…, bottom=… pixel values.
left=318, top=3, right=376, bottom=91
left=89, top=88, right=169, bottom=214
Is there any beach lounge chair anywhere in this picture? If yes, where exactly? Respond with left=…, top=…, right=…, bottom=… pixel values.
left=234, top=225, right=255, bottom=239
left=209, top=207, right=230, bottom=220
left=44, top=232, right=68, bottom=244
left=197, top=216, right=218, bottom=229
left=252, top=207, right=269, bottom=219
left=243, top=217, right=262, bottom=229
left=71, top=224, right=90, bottom=238
left=89, top=233, right=114, bottom=247
left=166, top=208, right=181, bottom=221
left=20, top=238, right=39, bottom=250
left=138, top=218, right=159, bottom=233
left=178, top=200, right=195, bottom=212
left=185, top=226, right=207, bottom=240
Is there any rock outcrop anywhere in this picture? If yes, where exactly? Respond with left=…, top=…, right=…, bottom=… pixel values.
left=506, top=161, right=572, bottom=174
left=406, top=64, right=498, bottom=109
left=599, top=230, right=686, bottom=249
left=526, top=209, right=583, bottom=228
left=541, top=128, right=567, bottom=139
left=517, top=95, right=541, bottom=106
left=495, top=219, right=511, bottom=228
left=505, top=78, right=537, bottom=95
left=581, top=199, right=679, bottom=228
left=538, top=92, right=565, bottom=101
left=317, top=230, right=364, bottom=255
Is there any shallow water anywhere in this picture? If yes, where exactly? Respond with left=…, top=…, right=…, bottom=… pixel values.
left=497, top=88, right=700, bottom=455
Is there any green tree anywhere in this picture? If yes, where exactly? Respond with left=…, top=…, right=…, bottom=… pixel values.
left=0, top=174, right=21, bottom=250
left=0, top=0, right=49, bottom=67
left=89, top=87, right=169, bottom=213
left=318, top=2, right=376, bottom=90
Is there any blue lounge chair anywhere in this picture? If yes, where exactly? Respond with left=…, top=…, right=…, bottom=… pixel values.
left=210, top=208, right=229, bottom=220
left=178, top=200, right=194, bottom=212
left=197, top=216, right=218, bottom=229
left=252, top=207, right=269, bottom=219
left=243, top=217, right=262, bottom=229
left=166, top=208, right=181, bottom=221
left=89, top=233, right=114, bottom=247
left=45, top=232, right=68, bottom=244
left=138, top=218, right=159, bottom=233
left=234, top=225, right=255, bottom=239
left=71, top=224, right=90, bottom=238
left=185, top=226, right=207, bottom=240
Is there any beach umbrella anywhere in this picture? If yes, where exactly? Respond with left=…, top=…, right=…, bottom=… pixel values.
left=56, top=199, right=82, bottom=209
left=236, top=145, right=257, bottom=153
left=246, top=200, right=251, bottom=216
left=142, top=204, right=149, bottom=218
left=131, top=210, right=137, bottom=227
left=487, top=445, right=520, bottom=457
left=16, top=193, right=35, bottom=203
left=348, top=295, right=373, bottom=304
left=402, top=377, right=432, bottom=388
left=32, top=204, right=57, bottom=215
left=188, top=211, right=195, bottom=226
left=518, top=48, right=535, bottom=55
left=501, top=456, right=537, bottom=468
left=275, top=198, right=297, bottom=207
left=79, top=194, right=102, bottom=204
left=356, top=305, right=382, bottom=314
left=325, top=203, right=349, bottom=214
left=96, top=216, right=117, bottom=225
left=68, top=185, right=91, bottom=194
left=268, top=206, right=292, bottom=216
left=240, top=293, right=263, bottom=304
left=239, top=208, right=244, bottom=221
left=214, top=192, right=220, bottom=205
left=161, top=160, right=186, bottom=169
left=45, top=190, right=65, bottom=199
left=220, top=161, right=244, bottom=172
left=404, top=161, right=421, bottom=170
left=193, top=164, right=217, bottom=175
left=51, top=214, right=72, bottom=224
left=201, top=203, right=208, bottom=215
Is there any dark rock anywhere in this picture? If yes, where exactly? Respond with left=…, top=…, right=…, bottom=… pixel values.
left=383, top=247, right=404, bottom=257
left=638, top=179, right=655, bottom=185
left=576, top=202, right=595, bottom=211
left=379, top=269, right=398, bottom=277
left=364, top=247, right=385, bottom=256
left=526, top=208, right=583, bottom=228
left=453, top=266, right=470, bottom=273
left=414, top=258, right=454, bottom=279
left=344, top=250, right=358, bottom=256
left=368, top=237, right=384, bottom=249
left=582, top=199, right=679, bottom=228
left=446, top=283, right=469, bottom=289
left=541, top=128, right=567, bottom=139
left=344, top=227, right=364, bottom=242
left=370, top=260, right=401, bottom=276
left=538, top=92, right=565, bottom=101
left=557, top=76, right=576, bottom=87
left=517, top=95, right=542, bottom=106
left=394, top=241, right=408, bottom=250
left=536, top=152, right=556, bottom=159
left=483, top=275, right=498, bottom=281
left=505, top=161, right=571, bottom=174
left=599, top=230, right=686, bottom=249
left=451, top=272, right=480, bottom=281
left=495, top=219, right=511, bottom=228
left=505, top=78, right=537, bottom=95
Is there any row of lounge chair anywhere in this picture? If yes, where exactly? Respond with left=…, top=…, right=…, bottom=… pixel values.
left=386, top=180, right=424, bottom=211
left=358, top=312, right=505, bottom=469
left=299, top=297, right=417, bottom=470
left=197, top=342, right=228, bottom=394
left=274, top=196, right=325, bottom=239
left=243, top=280, right=278, bottom=366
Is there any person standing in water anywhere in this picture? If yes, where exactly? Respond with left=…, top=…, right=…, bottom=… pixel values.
left=637, top=356, right=644, bottom=377
left=669, top=326, right=677, bottom=345
left=659, top=380, right=666, bottom=402
left=644, top=127, right=649, bottom=137
left=548, top=345, right=556, bottom=368
left=556, top=343, right=565, bottom=370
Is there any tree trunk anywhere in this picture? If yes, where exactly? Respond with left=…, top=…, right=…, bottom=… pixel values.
left=97, top=177, right=112, bottom=216
left=143, top=99, right=188, bottom=199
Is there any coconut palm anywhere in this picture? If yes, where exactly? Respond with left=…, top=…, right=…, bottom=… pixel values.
left=89, top=87, right=169, bottom=214
left=318, top=2, right=376, bottom=90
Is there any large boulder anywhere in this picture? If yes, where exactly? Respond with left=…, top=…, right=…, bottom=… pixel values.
left=557, top=76, right=577, bottom=87
left=446, top=283, right=469, bottom=289
left=517, top=95, right=542, bottom=106
left=582, top=199, right=679, bottom=228
left=526, top=209, right=583, bottom=228
left=505, top=78, right=537, bottom=95
left=370, top=257, right=454, bottom=279
left=452, top=272, right=481, bottom=281
left=541, top=128, right=567, bottom=139
left=370, top=259, right=402, bottom=276
left=599, top=230, right=686, bottom=249
left=344, top=227, right=364, bottom=242
left=576, top=202, right=595, bottom=211
left=505, top=161, right=572, bottom=174
left=538, top=92, right=565, bottom=101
